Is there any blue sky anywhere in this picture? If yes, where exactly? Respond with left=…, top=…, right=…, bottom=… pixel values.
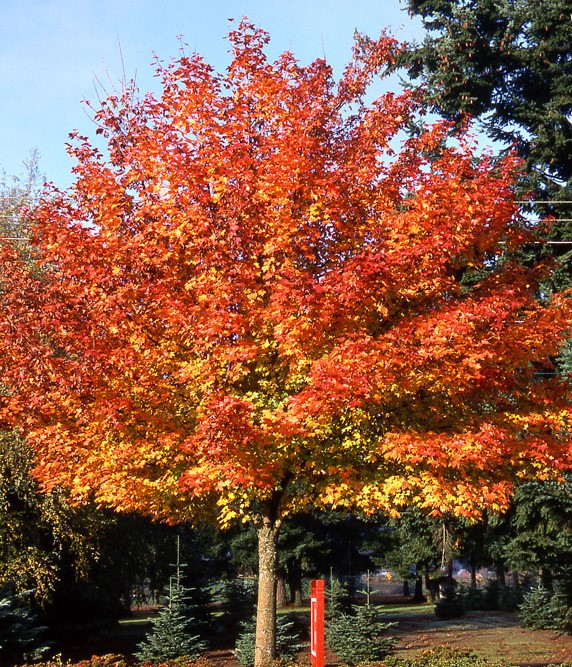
left=1, top=0, right=424, bottom=188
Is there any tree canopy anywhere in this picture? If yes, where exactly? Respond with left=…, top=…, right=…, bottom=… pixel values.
left=1, top=20, right=572, bottom=665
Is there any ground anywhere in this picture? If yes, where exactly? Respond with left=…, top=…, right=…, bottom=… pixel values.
left=383, top=605, right=572, bottom=666
left=66, top=602, right=572, bottom=666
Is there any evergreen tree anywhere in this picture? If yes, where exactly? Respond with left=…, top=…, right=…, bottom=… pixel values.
left=0, top=586, right=52, bottom=664
left=136, top=535, right=213, bottom=663
left=325, top=603, right=396, bottom=665
left=403, top=0, right=572, bottom=196
left=402, top=0, right=572, bottom=283
left=234, top=612, right=305, bottom=667
left=326, top=573, right=354, bottom=617
left=503, top=474, right=572, bottom=584
left=519, top=582, right=572, bottom=632
left=215, top=577, right=257, bottom=641
left=135, top=581, right=207, bottom=663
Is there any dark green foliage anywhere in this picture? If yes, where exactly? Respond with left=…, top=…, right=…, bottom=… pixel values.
left=225, top=512, right=389, bottom=607
left=519, top=583, right=572, bottom=632
left=455, top=580, right=521, bottom=613
left=325, top=603, right=397, bottom=665
left=131, top=527, right=218, bottom=652
left=557, top=338, right=572, bottom=379
left=456, top=584, right=484, bottom=611
left=135, top=583, right=207, bottom=663
left=519, top=584, right=559, bottom=629
left=326, top=575, right=354, bottom=616
left=214, top=577, right=256, bottom=640
left=383, top=509, right=449, bottom=600
left=0, top=587, right=52, bottom=663
left=403, top=0, right=572, bottom=194
left=0, top=430, right=175, bottom=618
left=402, top=0, right=572, bottom=287
left=234, top=613, right=305, bottom=667
left=503, top=475, right=572, bottom=579
left=434, top=597, right=465, bottom=620
left=0, top=430, right=116, bottom=608
left=232, top=617, right=257, bottom=667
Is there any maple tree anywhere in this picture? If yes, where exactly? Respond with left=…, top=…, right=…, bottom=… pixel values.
left=1, top=20, right=572, bottom=666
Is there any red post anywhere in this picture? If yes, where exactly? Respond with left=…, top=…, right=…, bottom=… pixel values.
left=311, top=579, right=325, bottom=667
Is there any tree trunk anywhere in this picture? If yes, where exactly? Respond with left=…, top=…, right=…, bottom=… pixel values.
left=287, top=558, right=303, bottom=606
left=541, top=567, right=554, bottom=591
left=496, top=564, right=506, bottom=588
left=403, top=579, right=410, bottom=597
left=276, top=569, right=288, bottom=608
left=255, top=511, right=281, bottom=667
left=425, top=573, right=437, bottom=602
left=412, top=575, right=425, bottom=602
left=470, top=557, right=477, bottom=589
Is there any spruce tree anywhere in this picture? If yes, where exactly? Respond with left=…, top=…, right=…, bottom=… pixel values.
left=0, top=587, right=51, bottom=663
left=136, top=538, right=207, bottom=663
left=234, top=612, right=305, bottom=667
left=325, top=603, right=396, bottom=666
left=135, top=582, right=206, bottom=663
left=402, top=0, right=572, bottom=286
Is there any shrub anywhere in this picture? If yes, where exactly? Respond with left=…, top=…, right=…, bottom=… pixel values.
left=325, top=603, right=396, bottom=665
left=326, top=576, right=353, bottom=617
left=433, top=598, right=464, bottom=620
left=456, top=585, right=484, bottom=611
left=72, top=656, right=131, bottom=667
left=382, top=645, right=509, bottom=666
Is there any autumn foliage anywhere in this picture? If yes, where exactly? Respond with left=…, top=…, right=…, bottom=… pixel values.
left=2, top=19, right=571, bottom=521
left=1, top=20, right=571, bottom=664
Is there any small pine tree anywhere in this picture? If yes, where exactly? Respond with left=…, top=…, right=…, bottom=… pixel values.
left=135, top=583, right=206, bottom=663
left=519, top=583, right=572, bottom=632
left=234, top=612, right=305, bottom=667
left=326, top=575, right=353, bottom=617
left=325, top=603, right=396, bottom=666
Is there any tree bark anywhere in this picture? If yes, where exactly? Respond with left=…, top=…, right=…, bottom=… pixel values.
left=276, top=569, right=288, bottom=608
left=496, top=564, right=506, bottom=588
left=255, top=510, right=281, bottom=667
left=412, top=575, right=425, bottom=602
left=403, top=579, right=410, bottom=597
left=541, top=567, right=554, bottom=591
left=425, top=573, right=437, bottom=602
left=287, top=557, right=303, bottom=606
left=470, top=557, right=477, bottom=588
